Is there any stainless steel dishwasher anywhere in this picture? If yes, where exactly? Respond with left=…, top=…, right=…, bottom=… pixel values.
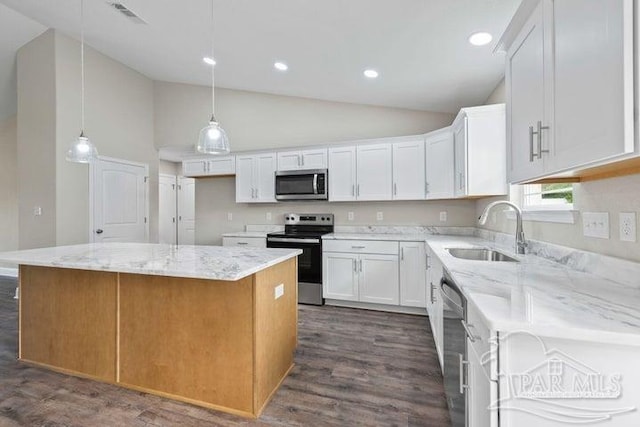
left=440, top=269, right=467, bottom=427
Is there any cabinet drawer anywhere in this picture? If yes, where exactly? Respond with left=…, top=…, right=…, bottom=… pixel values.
left=323, top=239, right=398, bottom=255
left=222, top=237, right=266, bottom=248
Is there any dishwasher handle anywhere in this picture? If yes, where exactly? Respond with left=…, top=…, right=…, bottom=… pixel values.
left=440, top=276, right=464, bottom=318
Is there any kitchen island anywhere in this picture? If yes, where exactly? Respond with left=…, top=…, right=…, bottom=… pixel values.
left=0, top=243, right=301, bottom=418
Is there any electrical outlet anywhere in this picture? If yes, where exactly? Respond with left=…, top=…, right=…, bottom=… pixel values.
left=376, top=212, right=384, bottom=221
left=227, top=212, right=233, bottom=221
left=439, top=211, right=447, bottom=222
left=619, top=212, right=636, bottom=242
left=582, top=212, right=609, bottom=239
left=348, top=212, right=354, bottom=221
left=274, top=284, right=284, bottom=300
left=266, top=212, right=272, bottom=221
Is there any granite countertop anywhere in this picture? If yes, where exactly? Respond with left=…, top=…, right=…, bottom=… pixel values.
left=222, top=232, right=270, bottom=238
left=425, top=235, right=640, bottom=346
left=0, top=243, right=301, bottom=282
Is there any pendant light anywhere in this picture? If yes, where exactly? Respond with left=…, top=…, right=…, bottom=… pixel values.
left=196, top=0, right=230, bottom=154
left=66, top=0, right=98, bottom=164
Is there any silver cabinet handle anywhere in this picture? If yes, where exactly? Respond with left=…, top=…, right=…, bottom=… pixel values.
left=301, top=155, right=304, bottom=166
left=255, top=188, right=259, bottom=199
left=459, top=172, right=464, bottom=190
left=351, top=245, right=366, bottom=249
left=353, top=259, right=357, bottom=273
left=425, top=182, right=429, bottom=195
left=536, top=120, right=550, bottom=158
left=430, top=282, right=436, bottom=304
left=401, top=247, right=404, bottom=260
left=357, top=184, right=360, bottom=197
left=459, top=354, right=469, bottom=394
left=529, top=125, right=536, bottom=162
left=461, top=320, right=480, bottom=343
left=236, top=242, right=248, bottom=245
left=426, top=254, right=430, bottom=269
left=359, top=259, right=363, bottom=272
left=394, top=183, right=398, bottom=196
left=351, top=184, right=355, bottom=196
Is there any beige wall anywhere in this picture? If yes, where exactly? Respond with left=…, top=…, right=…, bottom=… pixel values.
left=16, top=30, right=158, bottom=248
left=154, top=81, right=454, bottom=151
left=17, top=30, right=57, bottom=249
left=196, top=177, right=476, bottom=245
left=479, top=78, right=640, bottom=262
left=0, top=115, right=18, bottom=252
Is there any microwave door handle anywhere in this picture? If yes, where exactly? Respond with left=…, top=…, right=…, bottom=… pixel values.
left=313, top=174, right=318, bottom=194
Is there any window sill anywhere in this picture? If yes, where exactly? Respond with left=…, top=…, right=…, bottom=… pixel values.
left=505, top=209, right=577, bottom=224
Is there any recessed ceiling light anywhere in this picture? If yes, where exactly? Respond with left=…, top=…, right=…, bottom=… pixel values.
left=468, top=32, right=493, bottom=46
left=203, top=56, right=216, bottom=66
left=363, top=69, right=379, bottom=79
left=274, top=62, right=288, bottom=71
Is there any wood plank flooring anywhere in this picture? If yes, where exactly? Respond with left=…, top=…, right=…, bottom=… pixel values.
left=0, top=277, right=450, bottom=426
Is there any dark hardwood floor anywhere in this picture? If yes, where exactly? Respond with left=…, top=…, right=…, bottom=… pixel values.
left=0, top=277, right=450, bottom=427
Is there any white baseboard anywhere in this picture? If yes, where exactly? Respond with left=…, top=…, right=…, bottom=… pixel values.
left=325, top=299, right=427, bottom=316
left=0, top=267, right=18, bottom=278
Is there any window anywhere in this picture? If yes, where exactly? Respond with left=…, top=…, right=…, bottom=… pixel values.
left=522, top=183, right=574, bottom=210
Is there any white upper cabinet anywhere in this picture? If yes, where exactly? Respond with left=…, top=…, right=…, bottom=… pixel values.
left=235, top=153, right=276, bottom=203
left=452, top=104, right=508, bottom=198
left=356, top=143, right=393, bottom=201
left=277, top=148, right=328, bottom=171
left=392, top=138, right=426, bottom=200
left=425, top=127, right=455, bottom=200
left=328, top=146, right=357, bottom=201
left=182, top=156, right=235, bottom=177
left=503, top=0, right=635, bottom=183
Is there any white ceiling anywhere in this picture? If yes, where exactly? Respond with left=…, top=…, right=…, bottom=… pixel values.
left=0, top=0, right=519, bottom=115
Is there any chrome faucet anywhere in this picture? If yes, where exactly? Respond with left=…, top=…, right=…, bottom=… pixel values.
left=478, top=201, right=527, bottom=255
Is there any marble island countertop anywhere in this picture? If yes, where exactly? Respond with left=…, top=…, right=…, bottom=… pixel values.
left=0, top=243, right=302, bottom=282
left=425, top=235, right=640, bottom=346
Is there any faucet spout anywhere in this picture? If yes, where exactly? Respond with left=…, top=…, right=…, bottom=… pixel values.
left=478, top=201, right=527, bottom=255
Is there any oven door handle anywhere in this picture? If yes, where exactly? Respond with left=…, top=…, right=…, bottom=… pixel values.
left=267, top=237, right=320, bottom=244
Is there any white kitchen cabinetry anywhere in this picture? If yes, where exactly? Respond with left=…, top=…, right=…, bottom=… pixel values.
left=222, top=237, right=266, bottom=248
left=327, top=146, right=357, bottom=201
left=452, top=104, right=507, bottom=198
left=425, top=127, right=455, bottom=200
left=399, top=242, right=426, bottom=308
left=426, top=246, right=443, bottom=367
left=356, top=143, right=393, bottom=201
left=503, top=0, right=634, bottom=183
left=277, top=148, right=328, bottom=171
left=392, top=139, right=426, bottom=200
left=235, top=153, right=277, bottom=203
left=182, top=156, right=235, bottom=177
left=323, top=239, right=399, bottom=306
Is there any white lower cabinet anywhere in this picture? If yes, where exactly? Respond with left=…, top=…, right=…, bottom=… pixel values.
left=399, top=242, right=426, bottom=307
left=221, top=237, right=266, bottom=248
left=467, top=343, right=494, bottom=427
left=323, top=252, right=359, bottom=301
left=426, top=246, right=443, bottom=368
left=359, top=254, right=399, bottom=305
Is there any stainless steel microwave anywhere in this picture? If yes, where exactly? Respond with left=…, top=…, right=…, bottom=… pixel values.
left=275, top=169, right=328, bottom=201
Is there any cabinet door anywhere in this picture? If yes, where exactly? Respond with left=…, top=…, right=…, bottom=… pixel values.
left=399, top=242, right=426, bottom=307
left=427, top=251, right=444, bottom=368
left=425, top=130, right=455, bottom=200
left=182, top=160, right=207, bottom=177
left=235, top=156, right=254, bottom=203
left=550, top=0, right=634, bottom=172
left=392, top=139, right=426, bottom=200
left=323, top=253, right=359, bottom=301
left=207, top=156, right=235, bottom=175
left=453, top=119, right=467, bottom=197
left=328, top=146, right=357, bottom=201
left=468, top=344, right=494, bottom=427
left=254, top=153, right=277, bottom=202
left=506, top=2, right=546, bottom=183
left=177, top=177, right=195, bottom=245
left=301, top=148, right=328, bottom=169
left=277, top=151, right=301, bottom=171
left=359, top=254, right=399, bottom=305
left=357, top=143, right=392, bottom=201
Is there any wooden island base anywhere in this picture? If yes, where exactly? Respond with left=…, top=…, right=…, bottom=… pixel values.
left=18, top=258, right=297, bottom=418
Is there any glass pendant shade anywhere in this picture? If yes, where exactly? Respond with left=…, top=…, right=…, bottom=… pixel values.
left=197, top=119, right=230, bottom=154
left=66, top=133, right=98, bottom=163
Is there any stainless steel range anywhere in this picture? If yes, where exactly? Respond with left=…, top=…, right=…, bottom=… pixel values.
left=266, top=213, right=334, bottom=305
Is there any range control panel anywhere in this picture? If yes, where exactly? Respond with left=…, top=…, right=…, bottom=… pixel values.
left=284, top=213, right=334, bottom=226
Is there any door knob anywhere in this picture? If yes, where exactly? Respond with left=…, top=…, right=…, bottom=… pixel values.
left=96, top=229, right=104, bottom=234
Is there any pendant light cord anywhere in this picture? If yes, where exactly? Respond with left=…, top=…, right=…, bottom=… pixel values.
left=210, top=0, right=215, bottom=121
left=80, top=0, right=85, bottom=134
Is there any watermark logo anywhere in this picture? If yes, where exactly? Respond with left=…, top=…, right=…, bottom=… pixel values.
left=480, top=331, right=636, bottom=424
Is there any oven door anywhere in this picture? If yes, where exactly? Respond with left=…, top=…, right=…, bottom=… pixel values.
left=275, top=169, right=327, bottom=201
left=266, top=237, right=322, bottom=284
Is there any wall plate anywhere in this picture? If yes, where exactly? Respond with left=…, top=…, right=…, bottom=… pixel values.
left=619, top=212, right=637, bottom=242
left=582, top=212, right=609, bottom=239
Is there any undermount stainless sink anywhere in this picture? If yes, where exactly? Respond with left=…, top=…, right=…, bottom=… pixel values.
left=446, top=248, right=519, bottom=262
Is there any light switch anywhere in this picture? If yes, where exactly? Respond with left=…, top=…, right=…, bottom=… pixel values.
left=376, top=212, right=384, bottom=221
left=439, top=211, right=447, bottom=222
left=348, top=212, right=354, bottom=221
left=227, top=212, right=233, bottom=221
left=582, top=212, right=609, bottom=239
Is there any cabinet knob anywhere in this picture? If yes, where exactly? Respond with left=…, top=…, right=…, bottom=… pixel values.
left=96, top=229, right=103, bottom=234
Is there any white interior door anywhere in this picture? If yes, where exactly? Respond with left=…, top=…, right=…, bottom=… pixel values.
left=177, top=177, right=195, bottom=245
left=159, top=174, right=177, bottom=244
left=91, top=157, right=148, bottom=243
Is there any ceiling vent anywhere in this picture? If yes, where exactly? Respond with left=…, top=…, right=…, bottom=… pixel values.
left=108, top=2, right=148, bottom=24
